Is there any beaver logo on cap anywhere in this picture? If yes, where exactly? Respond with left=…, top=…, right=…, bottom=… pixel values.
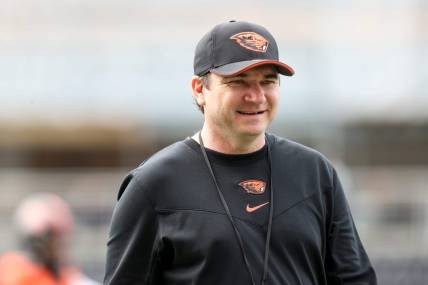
left=238, top=180, right=266, bottom=194
left=230, top=32, right=269, bottom=53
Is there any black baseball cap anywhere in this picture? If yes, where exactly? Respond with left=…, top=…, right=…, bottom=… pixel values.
left=194, top=20, right=294, bottom=77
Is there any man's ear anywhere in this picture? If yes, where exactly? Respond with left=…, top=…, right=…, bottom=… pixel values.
left=191, top=76, right=206, bottom=108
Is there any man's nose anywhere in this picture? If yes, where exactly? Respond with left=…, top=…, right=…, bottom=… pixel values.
left=244, top=83, right=266, bottom=104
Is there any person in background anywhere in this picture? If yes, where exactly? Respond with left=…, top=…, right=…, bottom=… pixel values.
left=0, top=192, right=99, bottom=285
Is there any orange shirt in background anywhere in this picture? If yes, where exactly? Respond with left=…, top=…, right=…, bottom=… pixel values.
left=0, top=252, right=89, bottom=285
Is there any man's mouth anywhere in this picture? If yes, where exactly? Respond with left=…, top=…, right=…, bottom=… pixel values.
left=237, top=110, right=266, bottom=115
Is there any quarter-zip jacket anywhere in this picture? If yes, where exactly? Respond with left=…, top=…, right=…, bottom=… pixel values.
left=104, top=133, right=377, bottom=284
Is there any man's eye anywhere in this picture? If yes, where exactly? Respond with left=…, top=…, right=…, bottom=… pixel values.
left=226, top=79, right=245, bottom=85
left=262, top=80, right=277, bottom=85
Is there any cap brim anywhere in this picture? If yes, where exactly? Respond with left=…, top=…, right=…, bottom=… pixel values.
left=210, top=59, right=294, bottom=77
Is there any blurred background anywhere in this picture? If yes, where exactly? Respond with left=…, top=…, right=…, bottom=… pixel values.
left=1, top=0, right=427, bottom=283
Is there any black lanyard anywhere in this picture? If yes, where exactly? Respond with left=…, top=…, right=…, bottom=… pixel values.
left=198, top=132, right=274, bottom=285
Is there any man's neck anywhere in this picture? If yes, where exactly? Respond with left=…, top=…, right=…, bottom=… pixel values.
left=192, top=127, right=266, bottom=154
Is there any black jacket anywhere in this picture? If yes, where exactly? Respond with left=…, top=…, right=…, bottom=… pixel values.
left=104, top=134, right=377, bottom=284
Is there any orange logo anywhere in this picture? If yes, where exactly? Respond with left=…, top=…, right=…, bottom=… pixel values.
left=230, top=32, right=269, bottom=53
left=238, top=180, right=266, bottom=194
left=246, top=202, right=269, bottom=213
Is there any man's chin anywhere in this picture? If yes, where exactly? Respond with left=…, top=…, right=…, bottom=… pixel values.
left=237, top=128, right=267, bottom=139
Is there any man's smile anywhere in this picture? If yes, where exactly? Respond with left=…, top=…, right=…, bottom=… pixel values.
left=237, top=110, right=267, bottom=115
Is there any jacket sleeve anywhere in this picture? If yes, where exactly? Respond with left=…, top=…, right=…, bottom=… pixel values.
left=325, top=169, right=377, bottom=284
left=104, top=172, right=161, bottom=285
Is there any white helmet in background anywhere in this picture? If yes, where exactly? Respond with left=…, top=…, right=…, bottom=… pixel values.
left=14, top=192, right=74, bottom=237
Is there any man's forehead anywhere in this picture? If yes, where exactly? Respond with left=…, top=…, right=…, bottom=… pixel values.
left=221, top=65, right=278, bottom=79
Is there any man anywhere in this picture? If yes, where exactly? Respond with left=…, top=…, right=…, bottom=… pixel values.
left=0, top=193, right=99, bottom=285
left=104, top=21, right=377, bottom=284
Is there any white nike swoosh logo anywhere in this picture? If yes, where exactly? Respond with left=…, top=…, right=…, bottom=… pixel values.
left=246, top=202, right=269, bottom=213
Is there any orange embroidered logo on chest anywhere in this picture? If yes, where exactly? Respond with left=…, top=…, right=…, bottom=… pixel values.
left=230, top=32, right=269, bottom=53
left=238, top=180, right=266, bottom=194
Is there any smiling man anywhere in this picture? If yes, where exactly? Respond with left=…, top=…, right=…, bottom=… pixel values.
left=192, top=66, right=280, bottom=154
left=104, top=21, right=377, bottom=285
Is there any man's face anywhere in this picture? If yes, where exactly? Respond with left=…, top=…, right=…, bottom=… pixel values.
left=201, top=65, right=280, bottom=140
